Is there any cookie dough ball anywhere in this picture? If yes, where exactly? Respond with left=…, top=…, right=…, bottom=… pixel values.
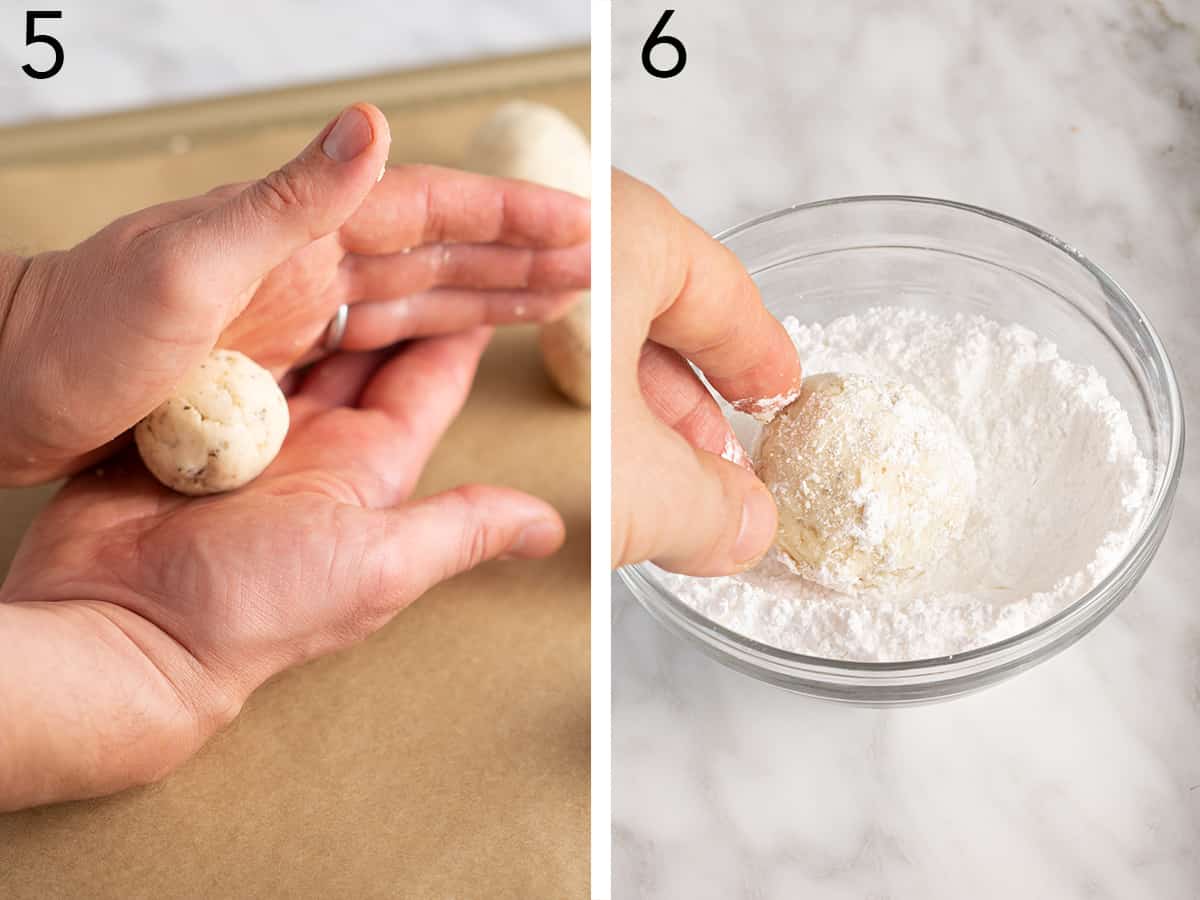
left=463, top=100, right=591, bottom=197
left=135, top=349, right=289, bottom=496
left=756, top=373, right=976, bottom=594
left=540, top=294, right=590, bottom=407
left=464, top=100, right=591, bottom=408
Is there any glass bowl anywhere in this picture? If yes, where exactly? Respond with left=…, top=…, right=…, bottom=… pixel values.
left=618, top=196, right=1184, bottom=706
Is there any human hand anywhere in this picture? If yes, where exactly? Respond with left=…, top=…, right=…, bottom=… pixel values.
left=0, top=327, right=564, bottom=811
left=611, top=170, right=801, bottom=575
left=0, top=102, right=590, bottom=486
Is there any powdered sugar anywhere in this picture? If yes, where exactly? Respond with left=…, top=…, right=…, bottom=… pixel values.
left=660, top=307, right=1152, bottom=662
left=732, top=388, right=801, bottom=422
left=720, top=432, right=752, bottom=468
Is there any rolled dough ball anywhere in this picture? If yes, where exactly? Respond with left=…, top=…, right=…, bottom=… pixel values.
left=462, top=100, right=591, bottom=197
left=756, top=372, right=976, bottom=594
left=135, top=349, right=289, bottom=495
left=540, top=294, right=590, bottom=407
left=463, top=100, right=592, bottom=407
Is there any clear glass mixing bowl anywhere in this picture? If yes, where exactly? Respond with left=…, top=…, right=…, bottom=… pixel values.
left=618, top=196, right=1184, bottom=706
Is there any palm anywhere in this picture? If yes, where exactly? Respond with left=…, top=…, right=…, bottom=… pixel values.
left=9, top=387, right=397, bottom=652
left=1, top=330, right=528, bottom=727
left=220, top=232, right=346, bottom=371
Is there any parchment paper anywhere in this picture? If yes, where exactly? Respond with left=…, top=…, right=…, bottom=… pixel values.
left=0, top=47, right=589, bottom=899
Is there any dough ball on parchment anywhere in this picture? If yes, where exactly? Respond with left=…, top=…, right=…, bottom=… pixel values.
left=540, top=294, right=590, bottom=407
left=463, top=100, right=591, bottom=197
left=463, top=100, right=592, bottom=407
left=756, top=373, right=976, bottom=594
left=135, top=349, right=289, bottom=496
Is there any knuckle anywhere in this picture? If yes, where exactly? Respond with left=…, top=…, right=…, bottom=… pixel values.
left=206, top=180, right=249, bottom=199
left=328, top=507, right=389, bottom=625
left=448, top=486, right=495, bottom=572
left=104, top=211, right=154, bottom=247
left=462, top=524, right=493, bottom=572
left=689, top=314, right=743, bottom=361
left=613, top=512, right=642, bottom=569
left=417, top=177, right=444, bottom=242
left=706, top=474, right=747, bottom=562
left=135, top=239, right=192, bottom=302
left=253, top=165, right=309, bottom=217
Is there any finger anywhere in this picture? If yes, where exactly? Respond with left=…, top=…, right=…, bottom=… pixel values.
left=638, top=341, right=751, bottom=468
left=340, top=290, right=578, bottom=349
left=278, top=369, right=301, bottom=397
left=272, top=329, right=493, bottom=505
left=338, top=165, right=591, bottom=255
left=163, top=103, right=391, bottom=303
left=613, top=409, right=777, bottom=576
left=345, top=484, right=565, bottom=619
left=356, top=326, right=493, bottom=463
left=342, top=241, right=589, bottom=298
left=294, top=348, right=390, bottom=412
left=612, top=170, right=800, bottom=409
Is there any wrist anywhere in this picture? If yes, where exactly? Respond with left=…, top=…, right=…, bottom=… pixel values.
left=0, top=599, right=223, bottom=811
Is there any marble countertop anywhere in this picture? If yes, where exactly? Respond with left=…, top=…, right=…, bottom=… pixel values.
left=0, top=0, right=587, bottom=127
left=613, top=1, right=1200, bottom=897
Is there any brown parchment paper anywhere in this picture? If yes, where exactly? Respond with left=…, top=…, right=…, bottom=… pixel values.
left=0, top=48, right=589, bottom=899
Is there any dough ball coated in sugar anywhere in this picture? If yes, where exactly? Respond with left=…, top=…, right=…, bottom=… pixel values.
left=463, top=100, right=591, bottom=197
left=135, top=349, right=289, bottom=495
left=540, top=294, right=590, bottom=407
left=757, top=373, right=976, bottom=594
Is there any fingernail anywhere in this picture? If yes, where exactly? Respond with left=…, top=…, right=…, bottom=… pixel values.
left=322, top=106, right=373, bottom=162
left=502, top=520, right=562, bottom=559
left=734, top=485, right=777, bottom=567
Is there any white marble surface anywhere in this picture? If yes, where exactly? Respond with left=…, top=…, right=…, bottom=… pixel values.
left=0, top=0, right=587, bottom=126
left=613, top=1, right=1200, bottom=897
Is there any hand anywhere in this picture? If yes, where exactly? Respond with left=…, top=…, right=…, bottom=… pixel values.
left=611, top=170, right=801, bottom=575
left=0, top=102, right=590, bottom=485
left=0, top=328, right=564, bottom=811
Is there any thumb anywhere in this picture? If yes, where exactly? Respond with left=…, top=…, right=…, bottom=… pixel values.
left=615, top=411, right=777, bottom=576
left=195, top=103, right=391, bottom=296
left=345, top=485, right=565, bottom=619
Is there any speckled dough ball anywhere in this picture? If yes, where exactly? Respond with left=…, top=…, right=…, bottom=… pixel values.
left=462, top=100, right=591, bottom=197
left=135, top=349, right=289, bottom=495
left=756, top=373, right=976, bottom=594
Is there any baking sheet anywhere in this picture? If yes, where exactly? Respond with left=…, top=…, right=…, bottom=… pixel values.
left=0, top=47, right=589, bottom=899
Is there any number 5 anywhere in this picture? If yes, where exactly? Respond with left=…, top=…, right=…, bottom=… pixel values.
left=22, top=10, right=64, bottom=80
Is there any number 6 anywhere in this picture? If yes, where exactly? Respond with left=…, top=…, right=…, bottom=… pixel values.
left=642, top=10, right=686, bottom=79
